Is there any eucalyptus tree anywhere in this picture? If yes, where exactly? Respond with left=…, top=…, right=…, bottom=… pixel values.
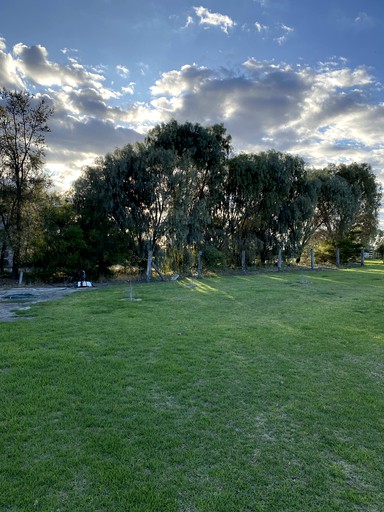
left=0, top=88, right=54, bottom=276
left=227, top=150, right=314, bottom=263
left=30, top=196, right=89, bottom=280
left=145, top=120, right=231, bottom=256
left=73, top=141, right=178, bottom=272
left=72, top=120, right=232, bottom=273
left=331, top=163, right=381, bottom=247
left=72, top=158, right=129, bottom=276
left=226, top=153, right=266, bottom=260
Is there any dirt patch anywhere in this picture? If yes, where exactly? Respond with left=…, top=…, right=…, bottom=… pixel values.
left=0, top=286, right=84, bottom=322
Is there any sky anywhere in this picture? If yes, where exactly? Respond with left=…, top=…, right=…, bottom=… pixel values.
left=1, top=0, right=384, bottom=224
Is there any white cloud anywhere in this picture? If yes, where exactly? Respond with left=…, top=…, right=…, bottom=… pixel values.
left=354, top=12, right=374, bottom=29
left=116, top=65, right=129, bottom=77
left=274, top=23, right=294, bottom=45
left=255, top=21, right=268, bottom=32
left=1, top=37, right=383, bottom=223
left=182, top=16, right=194, bottom=29
left=338, top=11, right=375, bottom=31
left=149, top=61, right=384, bottom=173
left=150, top=64, right=213, bottom=96
left=122, top=83, right=135, bottom=95
left=193, top=6, right=236, bottom=34
left=0, top=39, right=25, bottom=89
left=13, top=43, right=101, bottom=87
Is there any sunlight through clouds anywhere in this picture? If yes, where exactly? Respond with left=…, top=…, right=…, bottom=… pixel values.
left=0, top=0, right=383, bottom=224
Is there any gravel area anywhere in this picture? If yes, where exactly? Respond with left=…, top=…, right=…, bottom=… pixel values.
left=0, top=286, right=82, bottom=322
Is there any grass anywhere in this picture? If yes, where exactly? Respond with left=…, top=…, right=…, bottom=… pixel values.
left=1, top=262, right=384, bottom=511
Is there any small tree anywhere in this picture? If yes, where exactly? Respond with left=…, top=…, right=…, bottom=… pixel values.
left=0, top=88, right=54, bottom=277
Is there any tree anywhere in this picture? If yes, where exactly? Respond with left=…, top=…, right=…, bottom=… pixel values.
left=146, top=120, right=231, bottom=254
left=29, top=196, right=89, bottom=281
left=311, top=164, right=381, bottom=260
left=332, top=163, right=381, bottom=247
left=0, top=88, right=54, bottom=277
left=73, top=159, right=130, bottom=277
left=72, top=121, right=232, bottom=274
left=227, top=150, right=314, bottom=264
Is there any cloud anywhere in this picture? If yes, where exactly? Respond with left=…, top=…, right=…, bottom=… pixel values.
left=116, top=64, right=129, bottom=77
left=150, top=64, right=213, bottom=96
left=149, top=60, right=383, bottom=172
left=338, top=11, right=375, bottom=31
left=0, top=39, right=25, bottom=89
left=0, top=36, right=383, bottom=223
left=182, top=16, right=194, bottom=29
left=274, top=23, right=294, bottom=45
left=13, top=43, right=104, bottom=88
left=354, top=12, right=374, bottom=29
left=255, top=21, right=268, bottom=32
left=122, top=83, right=135, bottom=95
left=193, top=6, right=236, bottom=34
left=248, top=21, right=294, bottom=44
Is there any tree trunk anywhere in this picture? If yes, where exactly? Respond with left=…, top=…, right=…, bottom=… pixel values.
left=241, top=250, right=246, bottom=273
left=12, top=180, right=23, bottom=279
left=12, top=245, right=21, bottom=280
left=197, top=251, right=203, bottom=278
left=146, top=250, right=153, bottom=282
left=0, top=240, right=6, bottom=273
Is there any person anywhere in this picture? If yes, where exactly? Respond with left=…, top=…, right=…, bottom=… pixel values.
left=79, top=269, right=86, bottom=286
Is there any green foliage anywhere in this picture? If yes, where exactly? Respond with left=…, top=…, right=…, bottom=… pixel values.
left=29, top=199, right=89, bottom=281
left=201, top=245, right=228, bottom=269
left=374, top=230, right=384, bottom=257
left=0, top=88, right=54, bottom=276
left=316, top=237, right=361, bottom=264
left=227, top=150, right=316, bottom=263
left=316, top=163, right=381, bottom=247
left=61, top=121, right=381, bottom=276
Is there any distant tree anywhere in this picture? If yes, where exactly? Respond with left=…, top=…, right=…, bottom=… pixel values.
left=227, top=150, right=314, bottom=264
left=29, top=196, right=90, bottom=280
left=313, top=163, right=381, bottom=256
left=73, top=159, right=130, bottom=277
left=374, top=230, right=384, bottom=258
left=0, top=88, right=54, bottom=277
left=146, top=120, right=231, bottom=255
left=332, top=163, right=381, bottom=247
left=73, top=121, right=232, bottom=274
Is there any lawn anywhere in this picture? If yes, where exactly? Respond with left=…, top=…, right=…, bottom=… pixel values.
left=1, top=263, right=384, bottom=511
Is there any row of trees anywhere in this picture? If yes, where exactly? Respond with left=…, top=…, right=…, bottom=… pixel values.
left=1, top=89, right=382, bottom=280
left=35, top=122, right=382, bottom=278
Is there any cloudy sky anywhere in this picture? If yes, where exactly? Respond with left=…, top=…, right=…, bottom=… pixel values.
left=1, top=0, right=383, bottom=221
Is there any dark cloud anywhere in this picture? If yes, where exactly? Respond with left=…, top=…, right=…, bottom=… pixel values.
left=12, top=43, right=105, bottom=88
left=48, top=116, right=143, bottom=155
left=149, top=60, right=384, bottom=208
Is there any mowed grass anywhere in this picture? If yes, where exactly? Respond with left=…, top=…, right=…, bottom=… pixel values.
left=1, top=264, right=384, bottom=511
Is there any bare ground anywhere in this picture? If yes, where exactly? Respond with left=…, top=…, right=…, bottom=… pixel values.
left=0, top=285, right=85, bottom=322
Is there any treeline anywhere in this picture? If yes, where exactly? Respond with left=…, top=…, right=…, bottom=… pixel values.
left=0, top=89, right=382, bottom=280
left=34, top=121, right=381, bottom=279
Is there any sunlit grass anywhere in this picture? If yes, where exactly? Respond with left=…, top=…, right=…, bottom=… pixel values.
left=1, top=263, right=384, bottom=511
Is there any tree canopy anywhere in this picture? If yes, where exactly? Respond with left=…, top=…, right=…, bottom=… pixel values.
left=1, top=104, right=381, bottom=280
left=67, top=120, right=381, bottom=277
left=0, top=88, right=54, bottom=276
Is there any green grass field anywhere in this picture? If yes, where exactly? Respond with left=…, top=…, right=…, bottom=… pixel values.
left=1, top=263, right=384, bottom=511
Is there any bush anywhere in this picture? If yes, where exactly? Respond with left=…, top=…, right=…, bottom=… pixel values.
left=202, top=245, right=228, bottom=269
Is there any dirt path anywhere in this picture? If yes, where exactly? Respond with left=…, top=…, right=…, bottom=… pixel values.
left=0, top=286, right=82, bottom=322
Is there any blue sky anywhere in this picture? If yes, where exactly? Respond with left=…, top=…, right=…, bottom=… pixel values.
left=1, top=0, right=383, bottom=222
